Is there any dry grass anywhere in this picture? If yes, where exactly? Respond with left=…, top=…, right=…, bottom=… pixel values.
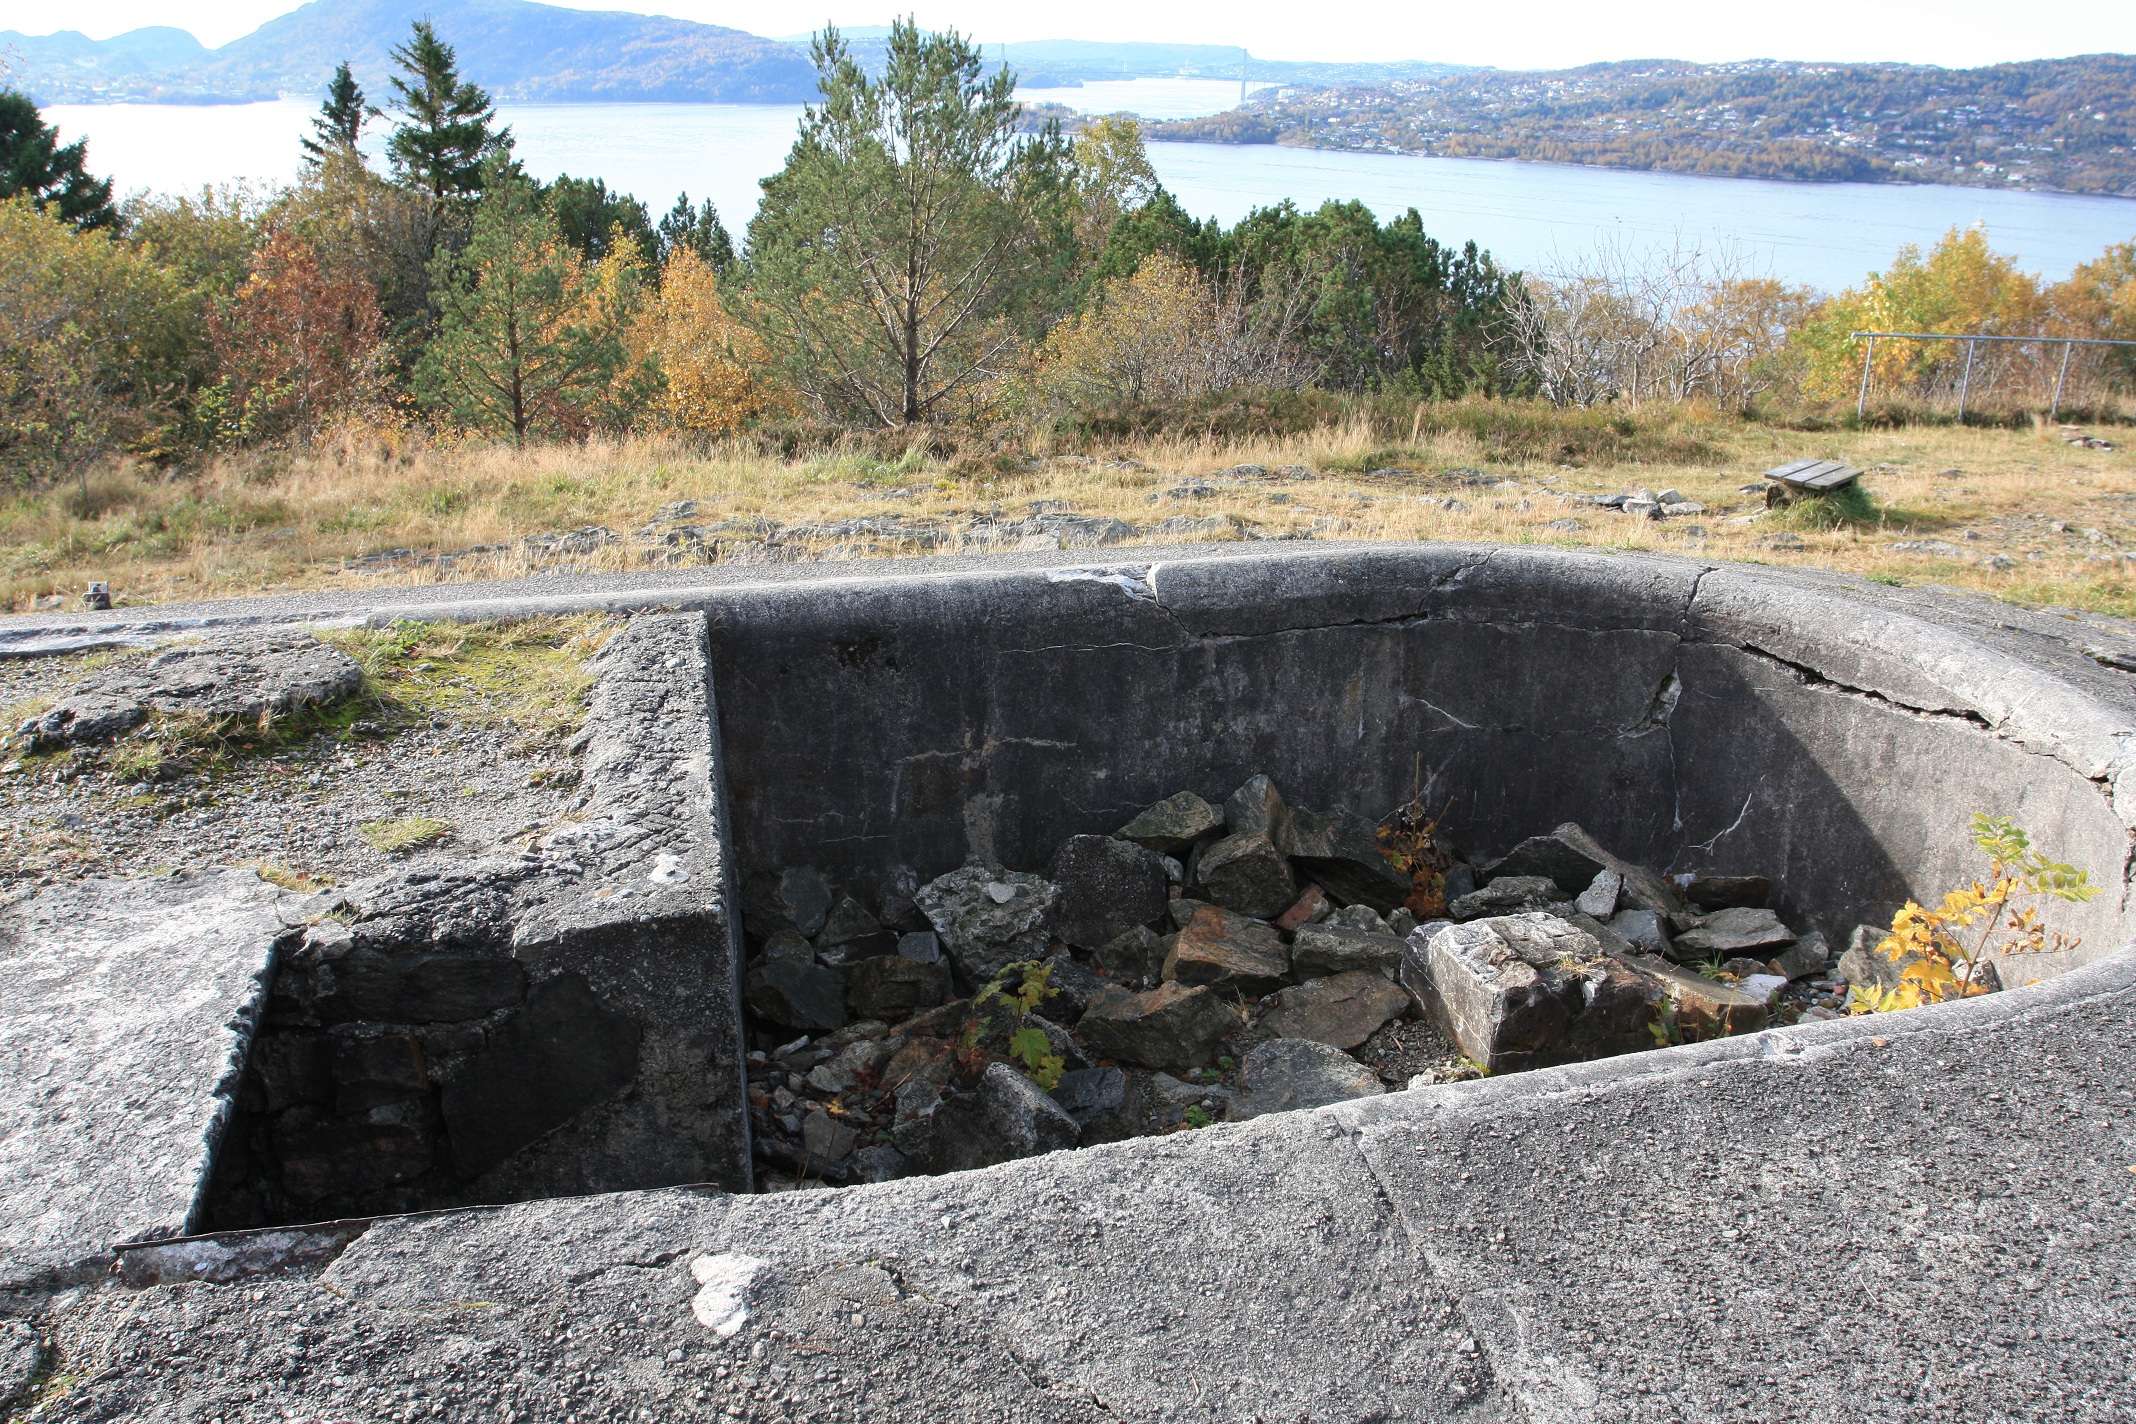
left=3, top=403, right=2132, bottom=619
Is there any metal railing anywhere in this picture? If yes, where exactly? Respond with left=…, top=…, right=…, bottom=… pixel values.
left=1850, top=330, right=2136, bottom=421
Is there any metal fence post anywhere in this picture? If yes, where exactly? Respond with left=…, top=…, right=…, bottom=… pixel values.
left=1857, top=336, right=1875, bottom=422
left=2051, top=340, right=2075, bottom=420
left=1957, top=338, right=1977, bottom=422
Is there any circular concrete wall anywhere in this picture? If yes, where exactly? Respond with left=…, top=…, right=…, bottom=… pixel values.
left=700, top=544, right=2136, bottom=975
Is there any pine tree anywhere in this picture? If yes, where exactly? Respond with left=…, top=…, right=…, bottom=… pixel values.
left=415, top=161, right=620, bottom=443
left=385, top=22, right=510, bottom=201
left=300, top=62, right=375, bottom=170
left=745, top=21, right=1077, bottom=424
left=657, top=194, right=734, bottom=273
left=0, top=90, right=117, bottom=231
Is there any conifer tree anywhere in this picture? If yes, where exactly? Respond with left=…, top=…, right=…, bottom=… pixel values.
left=415, top=161, right=618, bottom=443
left=0, top=91, right=117, bottom=231
left=385, top=22, right=510, bottom=201
left=656, top=193, right=733, bottom=273
left=300, top=62, right=375, bottom=170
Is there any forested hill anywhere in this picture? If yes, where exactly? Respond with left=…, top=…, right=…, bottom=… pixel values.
left=1, top=0, right=819, bottom=104
left=1150, top=55, right=2136, bottom=197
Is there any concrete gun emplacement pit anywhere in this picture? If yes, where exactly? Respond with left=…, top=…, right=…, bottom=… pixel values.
left=3, top=542, right=2134, bottom=1422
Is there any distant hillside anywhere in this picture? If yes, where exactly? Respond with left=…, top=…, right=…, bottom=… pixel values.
left=3, top=0, right=818, bottom=104
left=1149, top=55, right=2136, bottom=197
left=781, top=32, right=1475, bottom=90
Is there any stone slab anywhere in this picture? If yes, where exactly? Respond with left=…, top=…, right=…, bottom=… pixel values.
left=0, top=869, right=306, bottom=1287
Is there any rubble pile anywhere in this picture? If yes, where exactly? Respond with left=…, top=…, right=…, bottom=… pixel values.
left=739, top=777, right=1895, bottom=1190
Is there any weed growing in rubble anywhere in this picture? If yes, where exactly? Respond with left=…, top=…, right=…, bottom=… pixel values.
left=968, top=961, right=1066, bottom=1090
left=1850, top=815, right=2099, bottom=1013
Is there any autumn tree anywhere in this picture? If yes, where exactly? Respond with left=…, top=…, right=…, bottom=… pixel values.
left=629, top=248, right=785, bottom=434
left=0, top=91, right=117, bottom=232
left=386, top=22, right=511, bottom=201
left=301, top=62, right=376, bottom=170
left=745, top=20, right=1077, bottom=424
left=0, top=198, right=197, bottom=487
left=203, top=227, right=386, bottom=444
left=414, top=163, right=622, bottom=442
left=1795, top=225, right=2050, bottom=404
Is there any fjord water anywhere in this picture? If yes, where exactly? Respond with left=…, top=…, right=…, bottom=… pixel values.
left=46, top=83, right=2136, bottom=292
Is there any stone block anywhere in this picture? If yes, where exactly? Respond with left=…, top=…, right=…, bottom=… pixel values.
left=915, top=864, right=1059, bottom=982
left=1486, top=830, right=1608, bottom=895
left=1273, top=885, right=1331, bottom=934
left=1224, top=774, right=1300, bottom=854
left=331, top=1034, right=428, bottom=1113
left=1624, top=956, right=1771, bottom=1039
left=1672, top=907, right=1796, bottom=958
left=1259, top=971, right=1411, bottom=1051
left=1115, top=791, right=1224, bottom=855
left=317, top=952, right=527, bottom=1025
left=920, top=1063, right=1080, bottom=1172
left=251, top=1034, right=333, bottom=1113
left=1290, top=923, right=1405, bottom=980
left=846, top=956, right=950, bottom=1022
left=1076, top=981, right=1238, bottom=1069
left=1289, top=809, right=1413, bottom=912
left=1769, top=930, right=1830, bottom=981
left=1401, top=914, right=1655, bottom=1073
left=1227, top=1038, right=1385, bottom=1121
left=745, top=958, right=850, bottom=1034
left=441, top=972, right=643, bottom=1179
left=1164, top=905, right=1290, bottom=995
left=1449, top=876, right=1558, bottom=920
left=742, top=865, right=834, bottom=941
left=1047, top=834, right=1169, bottom=950
left=272, top=1105, right=435, bottom=1202
left=1092, top=925, right=1166, bottom=984
left=1194, top=831, right=1298, bottom=918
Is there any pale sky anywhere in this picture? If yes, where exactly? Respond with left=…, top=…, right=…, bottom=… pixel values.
left=4, top=0, right=2132, bottom=69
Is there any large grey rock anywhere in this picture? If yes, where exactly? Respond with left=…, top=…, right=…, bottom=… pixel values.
left=1288, top=808, right=1412, bottom=912
left=1448, top=875, right=1559, bottom=920
left=1486, top=829, right=1608, bottom=895
left=918, top=1064, right=1079, bottom=1173
left=0, top=869, right=304, bottom=1287
left=745, top=959, right=850, bottom=1034
left=1401, top=914, right=1656, bottom=1073
left=1046, top=835, right=1168, bottom=950
left=743, top=866, right=835, bottom=941
left=1050, top=1066, right=1127, bottom=1127
left=816, top=894, right=884, bottom=948
left=1621, top=955, right=1771, bottom=1038
left=1770, top=930, right=1831, bottom=981
left=1672, top=907, right=1796, bottom=957
left=1609, top=907, right=1672, bottom=956
left=15, top=627, right=362, bottom=747
left=1163, top=904, right=1290, bottom=995
left=1115, top=792, right=1224, bottom=855
left=1223, top=774, right=1300, bottom=854
left=1289, top=923, right=1404, bottom=980
left=915, top=864, right=1059, bottom=982
left=1077, top=981, right=1238, bottom=1069
left=1259, top=971, right=1411, bottom=1050
left=1227, top=1038, right=1385, bottom=1121
left=1193, top=831, right=1298, bottom=917
left=1091, top=924, right=1166, bottom=985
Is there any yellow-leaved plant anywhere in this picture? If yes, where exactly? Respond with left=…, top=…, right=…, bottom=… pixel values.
left=1849, top=815, right=2099, bottom=1014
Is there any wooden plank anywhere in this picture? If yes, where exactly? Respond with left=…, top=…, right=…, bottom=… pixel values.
left=1764, top=458, right=1860, bottom=492
left=1794, top=464, right=1861, bottom=491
